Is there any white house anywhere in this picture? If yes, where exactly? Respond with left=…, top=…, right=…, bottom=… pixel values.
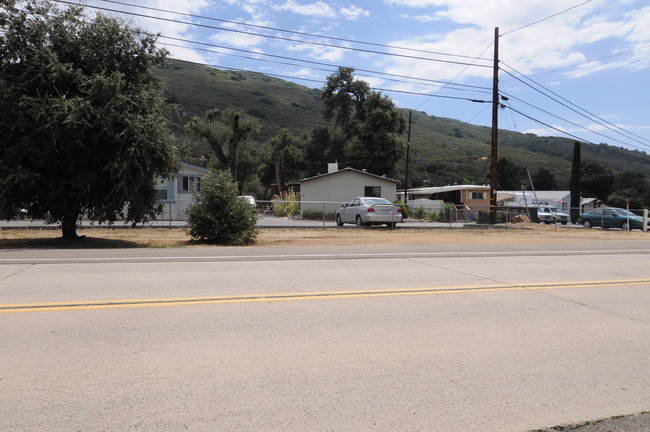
left=156, top=162, right=210, bottom=220
left=300, top=166, right=398, bottom=215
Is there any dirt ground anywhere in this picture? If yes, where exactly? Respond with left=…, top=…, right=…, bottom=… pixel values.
left=1, top=222, right=649, bottom=249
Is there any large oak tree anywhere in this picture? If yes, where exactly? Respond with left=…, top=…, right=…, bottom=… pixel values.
left=0, top=1, right=178, bottom=237
left=322, top=67, right=405, bottom=177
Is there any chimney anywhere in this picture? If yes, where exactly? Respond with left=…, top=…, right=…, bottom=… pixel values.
left=327, top=162, right=339, bottom=173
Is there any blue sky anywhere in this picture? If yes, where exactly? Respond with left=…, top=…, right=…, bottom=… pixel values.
left=78, top=0, right=650, bottom=153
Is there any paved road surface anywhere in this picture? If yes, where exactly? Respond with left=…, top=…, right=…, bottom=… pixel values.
left=1, top=242, right=649, bottom=431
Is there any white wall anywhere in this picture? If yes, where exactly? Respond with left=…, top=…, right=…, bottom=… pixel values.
left=301, top=170, right=397, bottom=214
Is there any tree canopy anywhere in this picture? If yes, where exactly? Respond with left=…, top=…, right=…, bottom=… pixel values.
left=321, top=67, right=405, bottom=177
left=0, top=0, right=178, bottom=237
left=186, top=108, right=260, bottom=192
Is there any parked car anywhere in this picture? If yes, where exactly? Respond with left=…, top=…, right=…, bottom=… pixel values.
left=238, top=195, right=256, bottom=207
left=336, top=197, right=402, bottom=227
left=578, top=207, right=648, bottom=230
left=537, top=206, right=569, bottom=225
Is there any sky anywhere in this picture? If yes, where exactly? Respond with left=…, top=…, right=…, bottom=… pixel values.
left=72, top=0, right=650, bottom=153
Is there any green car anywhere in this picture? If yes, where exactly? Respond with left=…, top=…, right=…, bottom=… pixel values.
left=578, top=207, right=648, bottom=230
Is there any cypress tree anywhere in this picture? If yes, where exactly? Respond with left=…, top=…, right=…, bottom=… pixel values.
left=570, top=141, right=582, bottom=223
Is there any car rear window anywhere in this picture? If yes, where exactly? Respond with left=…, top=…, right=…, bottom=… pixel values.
left=365, top=198, right=391, bottom=205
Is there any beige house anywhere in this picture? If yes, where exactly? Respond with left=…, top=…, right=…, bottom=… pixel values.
left=399, top=185, right=491, bottom=214
left=300, top=167, right=398, bottom=215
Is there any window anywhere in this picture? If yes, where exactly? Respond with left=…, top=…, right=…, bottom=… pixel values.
left=181, top=175, right=201, bottom=193
left=364, top=186, right=381, bottom=197
left=158, top=189, right=168, bottom=200
left=471, top=192, right=485, bottom=200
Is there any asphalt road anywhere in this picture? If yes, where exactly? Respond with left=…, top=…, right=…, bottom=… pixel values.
left=1, top=242, right=649, bottom=431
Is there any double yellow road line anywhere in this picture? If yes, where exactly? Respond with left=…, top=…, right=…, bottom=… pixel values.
left=1, top=279, right=648, bottom=314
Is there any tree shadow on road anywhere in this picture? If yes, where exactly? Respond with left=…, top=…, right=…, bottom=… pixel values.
left=0, top=236, right=144, bottom=249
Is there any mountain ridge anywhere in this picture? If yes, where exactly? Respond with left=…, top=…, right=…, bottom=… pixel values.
left=156, top=59, right=650, bottom=188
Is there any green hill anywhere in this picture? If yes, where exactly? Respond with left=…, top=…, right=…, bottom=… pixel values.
left=156, top=59, right=650, bottom=189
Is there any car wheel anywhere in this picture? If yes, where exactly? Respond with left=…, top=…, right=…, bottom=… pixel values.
left=335, top=214, right=343, bottom=227
left=621, top=221, right=629, bottom=231
left=355, top=215, right=364, bottom=227
left=386, top=222, right=397, bottom=228
left=561, top=221, right=568, bottom=225
left=583, top=220, right=592, bottom=228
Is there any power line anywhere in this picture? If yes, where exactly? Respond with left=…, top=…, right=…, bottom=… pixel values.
left=54, top=0, right=492, bottom=69
left=514, top=43, right=650, bottom=78
left=92, top=0, right=493, bottom=62
left=500, top=63, right=650, bottom=148
left=506, top=106, right=597, bottom=145
left=415, top=41, right=495, bottom=111
left=157, top=35, right=492, bottom=95
left=501, top=94, right=650, bottom=151
left=170, top=57, right=491, bottom=104
left=501, top=0, right=592, bottom=36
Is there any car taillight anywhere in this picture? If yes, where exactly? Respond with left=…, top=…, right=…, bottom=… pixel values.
left=367, top=207, right=376, bottom=213
left=396, top=208, right=402, bottom=213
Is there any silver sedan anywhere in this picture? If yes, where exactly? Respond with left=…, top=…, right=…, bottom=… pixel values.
left=335, top=197, right=403, bottom=228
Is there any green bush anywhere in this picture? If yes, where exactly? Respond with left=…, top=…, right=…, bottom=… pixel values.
left=477, top=210, right=509, bottom=224
left=272, top=193, right=300, bottom=217
left=427, top=211, right=438, bottom=221
left=185, top=170, right=258, bottom=245
left=437, top=205, right=453, bottom=223
left=412, top=207, right=426, bottom=219
left=394, top=200, right=409, bottom=219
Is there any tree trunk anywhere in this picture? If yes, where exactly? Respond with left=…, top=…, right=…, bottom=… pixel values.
left=61, top=213, right=79, bottom=239
left=275, top=156, right=285, bottom=196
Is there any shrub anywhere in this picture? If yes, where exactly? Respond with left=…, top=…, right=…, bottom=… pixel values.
left=186, top=170, right=258, bottom=245
left=272, top=192, right=300, bottom=217
left=478, top=210, right=490, bottom=224
left=477, top=210, right=509, bottom=224
left=394, top=200, right=409, bottom=219
left=427, top=211, right=438, bottom=221
left=438, top=205, right=454, bottom=223
left=412, top=207, right=426, bottom=219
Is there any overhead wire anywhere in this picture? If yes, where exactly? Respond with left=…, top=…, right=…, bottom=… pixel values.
left=91, top=0, right=493, bottom=62
left=511, top=43, right=650, bottom=78
left=31, top=0, right=650, bottom=151
left=53, top=0, right=493, bottom=69
left=500, top=62, right=650, bottom=148
left=500, top=0, right=592, bottom=37
left=164, top=56, right=492, bottom=104
left=157, top=35, right=493, bottom=95
left=500, top=95, right=650, bottom=151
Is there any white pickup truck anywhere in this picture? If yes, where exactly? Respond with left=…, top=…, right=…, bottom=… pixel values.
left=537, top=206, right=569, bottom=225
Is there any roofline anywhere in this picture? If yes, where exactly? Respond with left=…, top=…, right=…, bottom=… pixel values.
left=301, top=167, right=397, bottom=183
left=179, top=161, right=210, bottom=173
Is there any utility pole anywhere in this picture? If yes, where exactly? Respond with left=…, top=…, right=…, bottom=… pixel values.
left=489, top=27, right=500, bottom=225
left=404, top=110, right=412, bottom=206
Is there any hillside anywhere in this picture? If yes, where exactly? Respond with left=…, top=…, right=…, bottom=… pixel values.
left=156, top=59, right=650, bottom=188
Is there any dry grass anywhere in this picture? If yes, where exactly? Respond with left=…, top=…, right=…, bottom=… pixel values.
left=1, top=223, right=649, bottom=249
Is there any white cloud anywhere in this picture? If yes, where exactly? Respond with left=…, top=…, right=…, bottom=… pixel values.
left=340, top=6, right=370, bottom=21
left=384, top=0, right=445, bottom=6
left=379, top=0, right=650, bottom=85
left=274, top=1, right=337, bottom=18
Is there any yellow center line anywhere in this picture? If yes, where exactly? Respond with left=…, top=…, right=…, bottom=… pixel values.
left=1, top=279, right=648, bottom=314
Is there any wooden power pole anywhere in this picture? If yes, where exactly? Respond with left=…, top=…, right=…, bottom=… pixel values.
left=489, top=27, right=500, bottom=225
left=404, top=110, right=412, bottom=206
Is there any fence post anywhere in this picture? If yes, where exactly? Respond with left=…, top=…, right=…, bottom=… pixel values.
left=322, top=202, right=326, bottom=228
left=644, top=209, right=648, bottom=233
